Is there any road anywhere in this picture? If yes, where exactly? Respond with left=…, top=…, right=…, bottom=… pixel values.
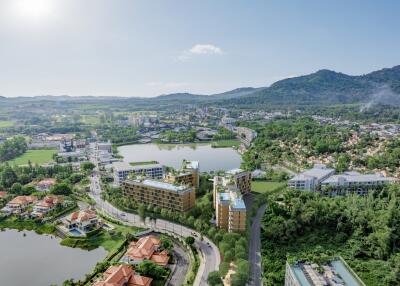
left=88, top=173, right=220, bottom=286
left=168, top=241, right=190, bottom=286
left=248, top=203, right=267, bottom=286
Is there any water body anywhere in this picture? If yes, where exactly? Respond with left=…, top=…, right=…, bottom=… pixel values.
left=0, top=229, right=106, bottom=286
left=118, top=143, right=242, bottom=172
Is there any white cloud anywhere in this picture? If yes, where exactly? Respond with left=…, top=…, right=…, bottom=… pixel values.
left=178, top=44, right=223, bottom=61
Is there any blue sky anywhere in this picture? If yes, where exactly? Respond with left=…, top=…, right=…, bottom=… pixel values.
left=0, top=0, right=399, bottom=97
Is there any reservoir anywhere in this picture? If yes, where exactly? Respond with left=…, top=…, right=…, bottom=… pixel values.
left=0, top=229, right=106, bottom=286
left=117, top=143, right=242, bottom=172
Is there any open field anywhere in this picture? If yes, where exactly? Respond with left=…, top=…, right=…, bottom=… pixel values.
left=0, top=121, right=15, bottom=128
left=251, top=181, right=287, bottom=194
left=211, top=139, right=241, bottom=148
left=7, top=149, right=57, bottom=165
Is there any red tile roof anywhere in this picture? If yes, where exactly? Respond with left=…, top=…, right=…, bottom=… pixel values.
left=93, top=264, right=152, bottom=286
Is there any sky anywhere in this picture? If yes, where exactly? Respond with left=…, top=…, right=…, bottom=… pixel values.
left=0, top=0, right=399, bottom=98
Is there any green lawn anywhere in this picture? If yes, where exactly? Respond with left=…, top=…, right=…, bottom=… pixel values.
left=7, top=149, right=57, bottom=165
left=0, top=121, right=15, bottom=128
left=81, top=115, right=100, bottom=125
left=251, top=181, right=287, bottom=194
left=211, top=139, right=241, bottom=148
left=129, top=160, right=159, bottom=166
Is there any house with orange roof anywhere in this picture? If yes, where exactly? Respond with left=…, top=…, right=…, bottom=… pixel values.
left=32, top=195, right=64, bottom=217
left=93, top=264, right=152, bottom=286
left=63, top=209, right=99, bottom=232
left=4, top=196, right=37, bottom=214
left=0, top=191, right=7, bottom=199
left=36, top=178, right=57, bottom=192
left=125, top=235, right=170, bottom=267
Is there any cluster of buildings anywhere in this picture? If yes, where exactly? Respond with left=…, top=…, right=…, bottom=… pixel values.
left=213, top=169, right=252, bottom=233
left=288, top=164, right=395, bottom=195
left=1, top=195, right=64, bottom=217
left=113, top=162, right=164, bottom=186
left=94, top=234, right=171, bottom=286
left=285, top=258, right=365, bottom=286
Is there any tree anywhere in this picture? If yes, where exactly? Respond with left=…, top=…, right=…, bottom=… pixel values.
left=185, top=236, right=195, bottom=246
left=207, top=271, right=222, bottom=286
left=138, top=203, right=146, bottom=221
left=10, top=183, right=22, bottom=194
left=136, top=260, right=167, bottom=279
left=50, top=182, right=72, bottom=195
left=81, top=162, right=95, bottom=172
left=0, top=166, right=18, bottom=188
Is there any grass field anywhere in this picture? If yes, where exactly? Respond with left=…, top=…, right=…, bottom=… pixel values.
left=8, top=149, right=57, bottom=165
left=0, top=121, right=15, bottom=128
left=81, top=115, right=100, bottom=125
left=251, top=181, right=287, bottom=194
left=211, top=139, right=241, bottom=148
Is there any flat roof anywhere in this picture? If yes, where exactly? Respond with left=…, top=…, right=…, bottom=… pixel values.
left=140, top=179, right=190, bottom=192
left=113, top=162, right=163, bottom=172
left=184, top=160, right=199, bottom=170
left=226, top=168, right=246, bottom=175
left=231, top=198, right=246, bottom=210
left=322, top=173, right=395, bottom=184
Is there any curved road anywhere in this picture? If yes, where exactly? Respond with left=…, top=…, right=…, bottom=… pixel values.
left=89, top=174, right=220, bottom=286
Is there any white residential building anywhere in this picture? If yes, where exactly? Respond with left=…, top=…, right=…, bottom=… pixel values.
left=288, top=164, right=335, bottom=191
left=113, top=162, right=164, bottom=186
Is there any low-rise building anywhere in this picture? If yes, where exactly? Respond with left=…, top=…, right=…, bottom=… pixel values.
left=3, top=196, right=37, bottom=214
left=113, top=162, right=165, bottom=186
left=285, top=258, right=365, bottom=286
left=288, top=164, right=335, bottom=191
left=63, top=209, right=99, bottom=232
left=125, top=235, right=170, bottom=266
left=36, top=178, right=57, bottom=192
left=93, top=264, right=152, bottom=286
left=123, top=178, right=195, bottom=212
left=32, top=196, right=63, bottom=217
left=320, top=171, right=396, bottom=195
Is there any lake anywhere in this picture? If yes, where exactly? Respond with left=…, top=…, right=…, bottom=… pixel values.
left=118, top=143, right=242, bottom=172
left=0, top=229, right=106, bottom=286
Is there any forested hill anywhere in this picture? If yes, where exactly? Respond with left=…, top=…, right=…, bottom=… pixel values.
left=226, top=65, right=400, bottom=107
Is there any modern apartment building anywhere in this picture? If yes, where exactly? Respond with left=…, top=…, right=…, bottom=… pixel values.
left=285, top=258, right=365, bottom=286
left=320, top=171, right=396, bottom=195
left=289, top=164, right=395, bottom=194
left=113, top=162, right=164, bottom=186
left=288, top=164, right=335, bottom=191
left=165, top=160, right=200, bottom=190
left=213, top=169, right=251, bottom=207
left=123, top=178, right=195, bottom=212
left=214, top=185, right=247, bottom=233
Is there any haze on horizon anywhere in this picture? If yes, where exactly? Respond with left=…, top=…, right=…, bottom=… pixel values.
left=0, top=0, right=399, bottom=98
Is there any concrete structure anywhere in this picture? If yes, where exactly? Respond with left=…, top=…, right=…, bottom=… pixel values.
left=165, top=160, right=200, bottom=190
left=3, top=196, right=37, bottom=214
left=320, top=171, right=396, bottom=195
left=213, top=169, right=251, bottom=207
left=288, top=164, right=335, bottom=191
left=213, top=174, right=247, bottom=233
left=123, top=178, right=195, bottom=212
left=93, top=264, right=152, bottom=286
left=35, top=178, right=56, bottom=192
left=125, top=235, right=169, bottom=266
left=32, top=196, right=63, bottom=217
left=285, top=258, right=365, bottom=286
left=113, top=162, right=164, bottom=186
left=236, top=126, right=257, bottom=146
left=63, top=209, right=99, bottom=232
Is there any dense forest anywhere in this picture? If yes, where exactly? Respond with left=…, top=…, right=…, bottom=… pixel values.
left=241, top=117, right=351, bottom=170
left=260, top=187, right=400, bottom=286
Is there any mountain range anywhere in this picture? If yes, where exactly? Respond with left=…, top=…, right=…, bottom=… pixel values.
left=1, top=65, right=400, bottom=107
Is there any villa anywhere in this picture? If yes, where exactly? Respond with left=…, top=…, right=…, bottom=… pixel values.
left=63, top=209, right=99, bottom=232
left=36, top=178, right=57, bottom=192
left=125, top=235, right=170, bottom=267
left=32, top=196, right=64, bottom=217
left=93, top=264, right=152, bottom=286
left=4, top=196, right=38, bottom=214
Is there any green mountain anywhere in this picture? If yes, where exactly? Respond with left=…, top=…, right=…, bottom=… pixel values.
left=228, top=65, right=400, bottom=106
